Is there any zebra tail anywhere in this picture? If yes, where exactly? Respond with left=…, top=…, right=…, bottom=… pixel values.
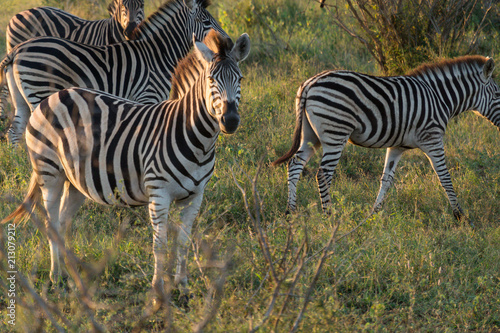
left=271, top=83, right=307, bottom=166
left=2, top=172, right=41, bottom=225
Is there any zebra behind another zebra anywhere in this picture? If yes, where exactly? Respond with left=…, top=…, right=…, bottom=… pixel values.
left=0, top=0, right=228, bottom=145
left=5, top=0, right=144, bottom=52
left=273, top=56, right=500, bottom=220
left=2, top=29, right=251, bottom=292
left=0, top=0, right=145, bottom=118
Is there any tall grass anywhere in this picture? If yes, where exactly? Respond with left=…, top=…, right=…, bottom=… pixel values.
left=1, top=0, right=499, bottom=331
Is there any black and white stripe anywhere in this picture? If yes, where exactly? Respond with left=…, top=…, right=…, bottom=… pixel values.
left=0, top=0, right=144, bottom=119
left=0, top=0, right=227, bottom=145
left=3, top=30, right=251, bottom=291
left=273, top=56, right=500, bottom=220
left=5, top=0, right=145, bottom=52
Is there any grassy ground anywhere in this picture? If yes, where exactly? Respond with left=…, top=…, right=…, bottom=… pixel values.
left=1, top=0, right=499, bottom=331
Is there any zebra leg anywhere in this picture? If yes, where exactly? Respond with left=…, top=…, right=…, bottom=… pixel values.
left=316, top=141, right=347, bottom=214
left=39, top=174, right=66, bottom=286
left=421, top=142, right=464, bottom=220
left=372, top=147, right=407, bottom=214
left=0, top=86, right=9, bottom=120
left=286, top=122, right=320, bottom=213
left=58, top=181, right=86, bottom=242
left=56, top=181, right=86, bottom=286
left=174, top=194, right=203, bottom=295
left=5, top=75, right=31, bottom=145
left=148, top=193, right=172, bottom=294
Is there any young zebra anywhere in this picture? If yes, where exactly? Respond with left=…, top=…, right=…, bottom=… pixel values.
left=0, top=0, right=144, bottom=119
left=5, top=0, right=145, bottom=52
left=273, top=56, right=500, bottom=220
left=0, top=0, right=227, bottom=145
left=2, top=30, right=251, bottom=293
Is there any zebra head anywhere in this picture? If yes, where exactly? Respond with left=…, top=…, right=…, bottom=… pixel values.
left=194, top=30, right=251, bottom=134
left=475, top=58, right=500, bottom=129
left=188, top=0, right=230, bottom=41
left=109, top=0, right=145, bottom=39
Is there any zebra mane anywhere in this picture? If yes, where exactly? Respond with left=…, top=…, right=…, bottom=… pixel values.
left=407, top=55, right=490, bottom=77
left=131, top=0, right=212, bottom=39
left=107, top=0, right=118, bottom=16
left=169, top=30, right=233, bottom=100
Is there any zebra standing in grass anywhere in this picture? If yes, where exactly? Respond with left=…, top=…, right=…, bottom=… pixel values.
left=0, top=0, right=144, bottom=118
left=273, top=56, right=500, bottom=220
left=2, top=30, right=251, bottom=292
left=0, top=0, right=228, bottom=145
left=5, top=0, right=145, bottom=52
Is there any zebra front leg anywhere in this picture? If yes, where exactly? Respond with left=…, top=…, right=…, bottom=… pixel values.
left=372, top=147, right=406, bottom=214
left=421, top=142, right=465, bottom=220
left=174, top=194, right=203, bottom=298
left=148, top=194, right=172, bottom=295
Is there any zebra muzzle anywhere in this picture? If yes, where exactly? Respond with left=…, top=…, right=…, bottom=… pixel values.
left=220, top=101, right=240, bottom=134
left=124, top=22, right=138, bottom=38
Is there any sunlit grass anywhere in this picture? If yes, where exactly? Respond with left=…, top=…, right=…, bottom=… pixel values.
left=0, top=0, right=499, bottom=331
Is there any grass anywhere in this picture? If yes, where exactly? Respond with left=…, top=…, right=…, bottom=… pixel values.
left=1, top=0, right=500, bottom=331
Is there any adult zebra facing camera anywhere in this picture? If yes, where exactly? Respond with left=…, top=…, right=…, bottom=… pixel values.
left=0, top=0, right=228, bottom=145
left=2, top=30, right=251, bottom=295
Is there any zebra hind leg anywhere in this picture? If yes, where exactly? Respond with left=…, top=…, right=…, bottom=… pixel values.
left=0, top=86, right=9, bottom=120
left=57, top=180, right=86, bottom=289
left=316, top=142, right=347, bottom=214
left=286, top=144, right=318, bottom=214
left=38, top=174, right=67, bottom=287
left=5, top=74, right=31, bottom=145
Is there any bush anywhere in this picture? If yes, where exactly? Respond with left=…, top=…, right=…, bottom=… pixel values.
left=322, top=0, right=498, bottom=74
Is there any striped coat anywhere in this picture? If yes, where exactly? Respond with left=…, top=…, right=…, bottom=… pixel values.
left=273, top=56, right=500, bottom=220
left=1, top=0, right=228, bottom=145
left=0, top=0, right=145, bottom=119
left=3, top=30, right=251, bottom=293
left=6, top=0, right=145, bottom=52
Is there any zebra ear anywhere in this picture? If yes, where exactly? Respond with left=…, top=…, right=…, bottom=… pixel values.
left=193, top=34, right=214, bottom=64
left=483, top=58, right=495, bottom=80
left=230, top=33, right=251, bottom=63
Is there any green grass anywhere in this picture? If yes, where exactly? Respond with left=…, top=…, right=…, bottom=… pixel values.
left=1, top=0, right=500, bottom=331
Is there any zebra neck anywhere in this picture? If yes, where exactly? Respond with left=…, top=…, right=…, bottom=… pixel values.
left=108, top=15, right=124, bottom=42
left=168, top=83, right=220, bottom=155
left=419, top=72, right=477, bottom=120
left=134, top=5, right=192, bottom=73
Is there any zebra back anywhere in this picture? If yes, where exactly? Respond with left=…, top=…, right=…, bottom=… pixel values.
left=5, top=0, right=145, bottom=52
left=3, top=0, right=227, bottom=106
left=24, top=29, right=250, bottom=206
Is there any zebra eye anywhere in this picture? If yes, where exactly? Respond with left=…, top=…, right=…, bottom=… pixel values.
left=208, top=76, right=215, bottom=84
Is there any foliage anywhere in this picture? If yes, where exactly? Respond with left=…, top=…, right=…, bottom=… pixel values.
left=321, top=0, right=498, bottom=75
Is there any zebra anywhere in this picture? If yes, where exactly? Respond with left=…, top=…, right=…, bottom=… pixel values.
left=2, top=30, right=251, bottom=293
left=0, top=0, right=145, bottom=118
left=5, top=0, right=145, bottom=52
left=272, top=56, right=500, bottom=220
left=0, top=0, right=228, bottom=145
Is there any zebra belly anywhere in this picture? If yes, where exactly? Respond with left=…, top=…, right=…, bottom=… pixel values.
left=63, top=162, right=149, bottom=207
